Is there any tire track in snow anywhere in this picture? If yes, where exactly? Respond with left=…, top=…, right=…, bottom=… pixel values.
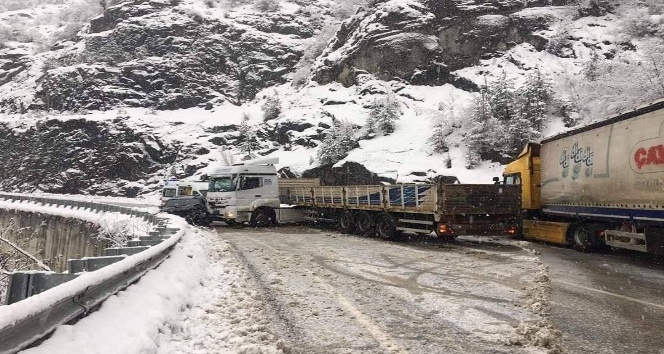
left=219, top=226, right=555, bottom=353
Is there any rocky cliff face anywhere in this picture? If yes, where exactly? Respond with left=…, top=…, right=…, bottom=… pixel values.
left=312, top=0, right=573, bottom=87
left=0, top=118, right=177, bottom=195
left=0, top=0, right=659, bottom=195
left=2, top=0, right=321, bottom=112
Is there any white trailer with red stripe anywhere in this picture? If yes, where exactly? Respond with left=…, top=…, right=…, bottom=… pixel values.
left=504, top=99, right=664, bottom=254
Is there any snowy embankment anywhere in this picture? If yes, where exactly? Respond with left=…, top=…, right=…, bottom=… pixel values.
left=0, top=195, right=278, bottom=353
left=17, top=227, right=282, bottom=354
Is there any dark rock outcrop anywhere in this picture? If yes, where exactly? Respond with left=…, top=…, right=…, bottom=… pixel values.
left=302, top=161, right=395, bottom=185
left=2, top=0, right=315, bottom=112
left=312, top=0, right=573, bottom=86
left=0, top=119, right=177, bottom=195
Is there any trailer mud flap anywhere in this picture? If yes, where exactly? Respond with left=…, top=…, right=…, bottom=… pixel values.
left=645, top=228, right=664, bottom=255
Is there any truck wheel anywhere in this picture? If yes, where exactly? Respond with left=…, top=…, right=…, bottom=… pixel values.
left=354, top=211, right=374, bottom=236
left=338, top=212, right=354, bottom=233
left=251, top=208, right=275, bottom=227
left=375, top=214, right=401, bottom=240
left=570, top=224, right=597, bottom=252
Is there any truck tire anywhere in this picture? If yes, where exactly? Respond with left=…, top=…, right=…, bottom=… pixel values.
left=375, top=214, right=403, bottom=241
left=354, top=211, right=374, bottom=236
left=251, top=207, right=275, bottom=227
left=338, top=211, right=354, bottom=233
left=186, top=206, right=209, bottom=226
left=570, top=223, right=599, bottom=252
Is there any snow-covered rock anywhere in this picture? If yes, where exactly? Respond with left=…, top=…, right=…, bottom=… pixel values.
left=312, top=0, right=574, bottom=86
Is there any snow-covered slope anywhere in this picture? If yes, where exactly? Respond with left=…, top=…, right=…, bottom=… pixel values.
left=0, top=0, right=663, bottom=195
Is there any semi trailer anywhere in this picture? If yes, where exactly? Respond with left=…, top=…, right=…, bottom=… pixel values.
left=503, top=99, right=664, bottom=254
left=206, top=157, right=521, bottom=240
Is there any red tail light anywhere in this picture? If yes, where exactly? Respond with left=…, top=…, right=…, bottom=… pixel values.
left=438, top=223, right=452, bottom=235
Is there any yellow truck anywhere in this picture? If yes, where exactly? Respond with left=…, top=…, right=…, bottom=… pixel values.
left=504, top=99, right=664, bottom=254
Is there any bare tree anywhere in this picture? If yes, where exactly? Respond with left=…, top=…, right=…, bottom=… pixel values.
left=0, top=219, right=50, bottom=302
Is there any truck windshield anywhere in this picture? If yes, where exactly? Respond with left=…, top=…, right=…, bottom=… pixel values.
left=162, top=188, right=177, bottom=197
left=209, top=175, right=237, bottom=192
left=504, top=174, right=521, bottom=185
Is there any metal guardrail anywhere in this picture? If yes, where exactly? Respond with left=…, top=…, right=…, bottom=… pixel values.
left=0, top=193, right=184, bottom=354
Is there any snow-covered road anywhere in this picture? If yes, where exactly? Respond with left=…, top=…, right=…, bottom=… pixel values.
left=26, top=226, right=557, bottom=354
left=215, top=226, right=556, bottom=354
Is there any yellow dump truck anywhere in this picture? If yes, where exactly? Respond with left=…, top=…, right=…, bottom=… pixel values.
left=504, top=99, right=664, bottom=254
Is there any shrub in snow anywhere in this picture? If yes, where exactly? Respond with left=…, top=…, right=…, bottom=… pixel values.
left=367, top=93, right=400, bottom=136
left=204, top=0, right=218, bottom=8
left=261, top=91, right=282, bottom=121
left=582, top=50, right=602, bottom=81
left=218, top=147, right=237, bottom=166
left=292, top=66, right=311, bottom=89
left=316, top=120, right=358, bottom=165
left=292, top=25, right=337, bottom=88
left=564, top=37, right=664, bottom=120
left=546, top=26, right=573, bottom=58
left=255, top=0, right=280, bottom=12
left=238, top=113, right=260, bottom=160
left=99, top=0, right=125, bottom=9
left=578, top=0, right=613, bottom=17
left=621, top=4, right=664, bottom=38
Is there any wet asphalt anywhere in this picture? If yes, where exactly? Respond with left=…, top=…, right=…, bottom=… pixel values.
left=531, top=243, right=664, bottom=354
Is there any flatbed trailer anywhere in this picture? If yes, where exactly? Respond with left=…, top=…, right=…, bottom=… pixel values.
left=281, top=183, right=521, bottom=239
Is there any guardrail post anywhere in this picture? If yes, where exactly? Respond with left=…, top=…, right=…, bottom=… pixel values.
left=5, top=273, right=30, bottom=305
left=6, top=273, right=79, bottom=305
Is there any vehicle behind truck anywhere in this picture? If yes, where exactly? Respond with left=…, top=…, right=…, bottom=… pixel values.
left=160, top=180, right=209, bottom=205
left=207, top=157, right=521, bottom=239
left=504, top=99, right=664, bottom=254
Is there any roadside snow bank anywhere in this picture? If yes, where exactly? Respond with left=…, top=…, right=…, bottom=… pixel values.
left=20, top=226, right=201, bottom=354
left=156, top=229, right=286, bottom=354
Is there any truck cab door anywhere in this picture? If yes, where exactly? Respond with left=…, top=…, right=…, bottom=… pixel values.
left=236, top=175, right=279, bottom=210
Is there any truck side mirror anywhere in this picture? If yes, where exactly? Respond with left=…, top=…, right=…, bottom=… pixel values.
left=492, top=177, right=500, bottom=184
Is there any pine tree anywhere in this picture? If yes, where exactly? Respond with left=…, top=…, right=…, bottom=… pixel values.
left=466, top=88, right=507, bottom=166
left=505, top=116, right=537, bottom=155
left=317, top=120, right=357, bottom=165
left=367, top=93, right=400, bottom=135
left=238, top=113, right=259, bottom=160
left=517, top=68, right=552, bottom=132
left=507, top=68, right=553, bottom=155
left=428, top=118, right=449, bottom=154
left=489, top=72, right=516, bottom=122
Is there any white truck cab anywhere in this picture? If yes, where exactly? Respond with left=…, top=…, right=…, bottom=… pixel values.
left=207, top=157, right=280, bottom=225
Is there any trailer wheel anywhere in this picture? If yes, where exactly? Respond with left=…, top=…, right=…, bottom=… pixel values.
left=338, top=212, right=354, bottom=233
left=251, top=207, right=275, bottom=227
left=354, top=211, right=374, bottom=236
left=375, top=214, right=402, bottom=241
left=570, top=223, right=598, bottom=252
